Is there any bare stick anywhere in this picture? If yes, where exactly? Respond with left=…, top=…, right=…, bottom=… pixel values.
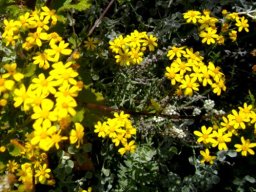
left=88, top=0, right=115, bottom=36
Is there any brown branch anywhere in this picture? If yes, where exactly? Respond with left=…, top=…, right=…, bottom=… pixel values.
left=88, top=0, right=115, bottom=36
left=84, top=102, right=224, bottom=120
left=67, top=0, right=115, bottom=62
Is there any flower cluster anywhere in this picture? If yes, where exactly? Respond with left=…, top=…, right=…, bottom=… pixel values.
left=1, top=6, right=86, bottom=189
left=109, top=30, right=158, bottom=66
left=183, top=9, right=250, bottom=45
left=165, top=46, right=226, bottom=96
left=94, top=111, right=136, bottom=155
left=194, top=103, right=256, bottom=164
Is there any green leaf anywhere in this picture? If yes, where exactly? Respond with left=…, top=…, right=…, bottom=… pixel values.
left=102, top=167, right=110, bottom=176
left=7, top=143, right=22, bottom=157
left=0, top=161, right=5, bottom=174
left=58, top=0, right=92, bottom=12
left=72, top=108, right=85, bottom=123
left=245, top=175, right=256, bottom=183
left=227, top=150, right=237, bottom=158
left=248, top=90, right=255, bottom=106
left=82, top=143, right=92, bottom=153
left=65, top=166, right=73, bottom=174
left=67, top=160, right=74, bottom=168
left=67, top=145, right=78, bottom=154
left=24, top=63, right=37, bottom=77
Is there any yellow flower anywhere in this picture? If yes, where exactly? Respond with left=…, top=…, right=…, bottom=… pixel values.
left=106, top=118, right=119, bottom=138
left=222, top=9, right=228, bottom=16
left=199, top=28, right=219, bottom=45
left=48, top=32, right=63, bottom=44
left=220, top=116, right=237, bottom=135
left=31, top=99, right=57, bottom=127
left=82, top=187, right=92, bottom=192
left=113, top=111, right=130, bottom=125
left=13, top=84, right=31, bottom=111
left=238, top=102, right=252, bottom=116
left=17, top=163, right=33, bottom=183
left=49, top=130, right=68, bottom=150
left=211, top=79, right=226, bottom=95
left=41, top=6, right=58, bottom=25
left=184, top=48, right=204, bottom=62
left=4, top=34, right=20, bottom=46
left=94, top=121, right=108, bottom=138
left=124, top=122, right=136, bottom=138
left=167, top=46, right=186, bottom=60
left=46, top=40, right=72, bottom=62
left=226, top=12, right=239, bottom=20
left=114, top=48, right=131, bottom=66
left=0, top=76, right=15, bottom=93
left=33, top=51, right=54, bottom=69
left=29, top=13, right=50, bottom=30
left=216, top=35, right=225, bottom=45
left=118, top=140, right=136, bottom=155
left=0, top=146, right=6, bottom=152
left=129, top=47, right=144, bottom=64
left=229, top=30, right=237, bottom=42
left=250, top=111, right=256, bottom=129
left=31, top=124, right=56, bottom=151
left=70, top=123, right=85, bottom=148
left=193, top=125, right=215, bottom=144
left=221, top=23, right=230, bottom=33
left=211, top=128, right=232, bottom=150
left=141, top=34, right=158, bottom=51
left=179, top=75, right=199, bottom=96
left=84, top=37, right=99, bottom=50
left=72, top=51, right=81, bottom=59
left=200, top=65, right=213, bottom=86
left=55, top=82, right=80, bottom=99
left=198, top=14, right=218, bottom=30
left=112, top=132, right=126, bottom=147
left=35, top=164, right=51, bottom=184
left=2, top=19, right=19, bottom=38
left=109, top=35, right=127, bottom=54
left=26, top=89, right=48, bottom=107
left=0, top=99, right=7, bottom=106
left=18, top=12, right=30, bottom=29
left=55, top=96, right=77, bottom=118
left=183, top=10, right=201, bottom=24
left=126, top=30, right=146, bottom=48
left=227, top=109, right=248, bottom=129
left=26, top=28, right=49, bottom=47
left=200, top=148, right=216, bottom=164
left=235, top=137, right=256, bottom=156
left=207, top=62, right=223, bottom=83
left=236, top=16, right=249, bottom=32
left=172, top=58, right=191, bottom=75
left=165, top=66, right=181, bottom=85
left=7, top=160, right=19, bottom=173
left=50, top=64, right=78, bottom=85
left=2, top=63, right=24, bottom=81
left=30, top=73, right=58, bottom=95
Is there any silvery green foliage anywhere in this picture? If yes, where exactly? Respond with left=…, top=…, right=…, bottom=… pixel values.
left=114, top=144, right=159, bottom=192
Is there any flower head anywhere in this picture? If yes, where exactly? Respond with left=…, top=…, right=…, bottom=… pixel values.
left=235, top=137, right=256, bottom=156
left=70, top=123, right=85, bottom=148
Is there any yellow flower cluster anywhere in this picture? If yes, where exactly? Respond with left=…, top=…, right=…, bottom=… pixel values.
left=1, top=6, right=86, bottom=189
left=109, top=30, right=158, bottom=66
left=6, top=142, right=55, bottom=190
left=194, top=103, right=256, bottom=164
left=0, top=63, right=24, bottom=107
left=183, top=9, right=250, bottom=45
left=2, top=6, right=84, bottom=152
left=165, top=46, right=226, bottom=96
left=94, top=111, right=136, bottom=155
